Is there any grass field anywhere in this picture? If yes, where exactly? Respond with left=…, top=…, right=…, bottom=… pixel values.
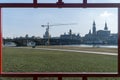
left=1, top=47, right=118, bottom=80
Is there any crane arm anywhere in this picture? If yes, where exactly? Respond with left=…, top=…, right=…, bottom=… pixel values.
left=41, top=25, right=47, bottom=27
left=42, top=23, right=77, bottom=27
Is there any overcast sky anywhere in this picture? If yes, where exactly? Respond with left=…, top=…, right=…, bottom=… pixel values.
left=1, top=0, right=119, bottom=38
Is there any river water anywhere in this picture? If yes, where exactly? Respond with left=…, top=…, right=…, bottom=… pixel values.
left=64, top=44, right=118, bottom=48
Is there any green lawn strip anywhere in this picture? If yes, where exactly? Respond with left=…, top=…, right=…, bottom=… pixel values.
left=3, top=47, right=117, bottom=72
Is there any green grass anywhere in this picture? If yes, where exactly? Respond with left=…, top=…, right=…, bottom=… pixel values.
left=3, top=47, right=117, bottom=72
left=1, top=47, right=118, bottom=80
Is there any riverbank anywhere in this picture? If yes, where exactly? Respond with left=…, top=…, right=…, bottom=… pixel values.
left=37, top=45, right=118, bottom=53
left=64, top=44, right=117, bottom=48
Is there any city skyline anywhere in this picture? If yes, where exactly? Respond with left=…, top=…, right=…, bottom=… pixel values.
left=3, top=21, right=117, bottom=39
left=4, top=21, right=118, bottom=46
left=1, top=0, right=118, bottom=38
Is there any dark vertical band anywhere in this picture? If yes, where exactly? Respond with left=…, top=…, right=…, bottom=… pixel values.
left=118, top=8, right=120, bottom=74
left=33, top=0, right=37, bottom=7
left=0, top=7, right=2, bottom=74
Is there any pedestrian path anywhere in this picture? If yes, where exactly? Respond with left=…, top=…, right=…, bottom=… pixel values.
left=17, top=47, right=117, bottom=56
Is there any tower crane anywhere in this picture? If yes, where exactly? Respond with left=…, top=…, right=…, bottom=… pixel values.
left=41, top=23, right=77, bottom=45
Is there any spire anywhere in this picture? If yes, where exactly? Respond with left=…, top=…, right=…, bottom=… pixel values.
left=93, top=20, right=96, bottom=25
left=92, top=20, right=96, bottom=35
left=69, top=29, right=72, bottom=35
left=104, top=22, right=108, bottom=30
left=89, top=29, right=91, bottom=34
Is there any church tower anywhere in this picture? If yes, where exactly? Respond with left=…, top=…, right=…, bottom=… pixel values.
left=104, top=22, right=108, bottom=30
left=92, top=21, right=96, bottom=35
left=89, top=29, right=91, bottom=34
left=69, top=29, right=72, bottom=35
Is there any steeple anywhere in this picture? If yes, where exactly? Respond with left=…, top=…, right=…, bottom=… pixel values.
left=89, top=29, right=91, bottom=34
left=92, top=20, right=96, bottom=35
left=69, top=29, right=72, bottom=35
left=93, top=20, right=96, bottom=25
left=104, top=22, right=108, bottom=30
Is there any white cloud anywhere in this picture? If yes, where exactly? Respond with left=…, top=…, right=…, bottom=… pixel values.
left=110, top=0, right=120, bottom=3
left=100, top=11, right=113, bottom=18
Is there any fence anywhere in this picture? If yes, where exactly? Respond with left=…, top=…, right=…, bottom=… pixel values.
left=0, top=0, right=120, bottom=80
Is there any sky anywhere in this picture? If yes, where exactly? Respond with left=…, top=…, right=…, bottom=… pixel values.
left=1, top=0, right=119, bottom=38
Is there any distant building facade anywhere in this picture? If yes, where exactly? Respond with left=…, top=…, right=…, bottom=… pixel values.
left=59, top=29, right=81, bottom=45
left=60, top=29, right=81, bottom=40
left=83, top=21, right=117, bottom=44
left=43, top=27, right=51, bottom=39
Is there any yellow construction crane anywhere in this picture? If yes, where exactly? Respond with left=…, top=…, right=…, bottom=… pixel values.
left=41, top=23, right=77, bottom=45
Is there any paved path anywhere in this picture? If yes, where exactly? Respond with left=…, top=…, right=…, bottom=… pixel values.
left=17, top=47, right=117, bottom=56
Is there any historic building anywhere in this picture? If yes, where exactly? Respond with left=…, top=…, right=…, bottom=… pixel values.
left=60, top=29, right=81, bottom=40
left=43, top=27, right=51, bottom=39
left=83, top=21, right=112, bottom=44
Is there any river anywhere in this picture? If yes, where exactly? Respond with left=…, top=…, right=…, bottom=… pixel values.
left=63, top=44, right=118, bottom=48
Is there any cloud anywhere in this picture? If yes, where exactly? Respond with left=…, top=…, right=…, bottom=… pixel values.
left=100, top=11, right=113, bottom=18
left=110, top=0, right=120, bottom=3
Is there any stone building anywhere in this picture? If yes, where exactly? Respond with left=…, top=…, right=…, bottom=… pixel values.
left=83, top=21, right=111, bottom=44
left=60, top=29, right=81, bottom=40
